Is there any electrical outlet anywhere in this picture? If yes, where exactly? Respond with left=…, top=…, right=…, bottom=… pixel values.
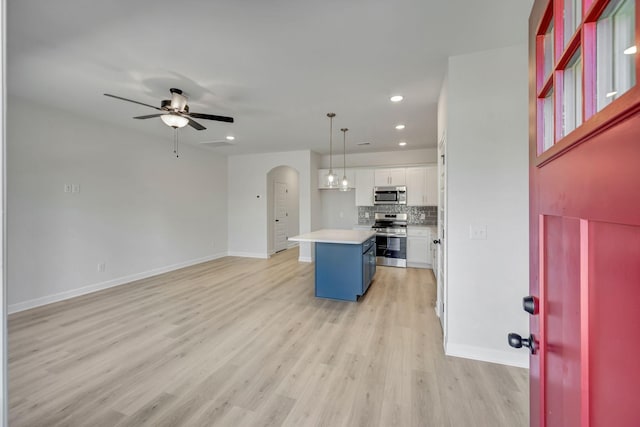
left=98, top=263, right=106, bottom=272
left=469, top=225, right=487, bottom=240
left=420, top=213, right=426, bottom=220
left=365, top=212, right=370, bottom=218
left=72, top=184, right=80, bottom=193
left=64, top=184, right=72, bottom=193
left=339, top=211, right=344, bottom=218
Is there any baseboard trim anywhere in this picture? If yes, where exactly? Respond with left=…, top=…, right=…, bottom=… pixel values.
left=8, top=252, right=228, bottom=314
left=227, top=252, right=269, bottom=259
left=445, top=342, right=529, bottom=369
left=406, top=262, right=432, bottom=269
left=298, top=256, right=313, bottom=263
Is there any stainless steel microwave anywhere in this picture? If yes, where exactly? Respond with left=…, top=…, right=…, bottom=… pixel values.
left=373, top=186, right=407, bottom=205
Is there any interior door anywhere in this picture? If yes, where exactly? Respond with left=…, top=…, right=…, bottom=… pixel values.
left=519, top=1, right=640, bottom=426
left=274, top=181, right=288, bottom=253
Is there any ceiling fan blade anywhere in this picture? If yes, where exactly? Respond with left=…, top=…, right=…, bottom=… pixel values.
left=104, top=94, right=161, bottom=110
left=188, top=112, right=234, bottom=123
left=187, top=118, right=206, bottom=131
left=133, top=114, right=165, bottom=119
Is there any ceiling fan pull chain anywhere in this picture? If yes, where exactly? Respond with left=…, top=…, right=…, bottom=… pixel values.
left=174, top=128, right=179, bottom=158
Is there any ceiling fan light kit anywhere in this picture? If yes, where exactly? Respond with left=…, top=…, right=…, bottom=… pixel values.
left=160, top=113, right=189, bottom=128
left=104, top=88, right=235, bottom=157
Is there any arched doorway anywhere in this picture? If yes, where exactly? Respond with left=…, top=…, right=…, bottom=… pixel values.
left=266, top=166, right=300, bottom=255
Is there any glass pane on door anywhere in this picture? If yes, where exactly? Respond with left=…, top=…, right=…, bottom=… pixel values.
left=544, top=21, right=555, bottom=79
left=564, top=0, right=582, bottom=47
left=543, top=88, right=555, bottom=151
left=596, top=0, right=636, bottom=111
left=563, top=51, right=583, bottom=136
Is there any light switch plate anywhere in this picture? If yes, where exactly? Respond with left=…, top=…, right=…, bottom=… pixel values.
left=469, top=225, right=487, bottom=240
left=64, top=184, right=71, bottom=193
left=72, top=184, right=80, bottom=193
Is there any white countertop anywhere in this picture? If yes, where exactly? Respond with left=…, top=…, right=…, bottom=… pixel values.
left=289, top=229, right=376, bottom=245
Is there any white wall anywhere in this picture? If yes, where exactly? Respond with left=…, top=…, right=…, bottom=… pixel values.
left=227, top=150, right=315, bottom=261
left=320, top=190, right=357, bottom=229
left=442, top=44, right=530, bottom=368
left=320, top=148, right=437, bottom=168
left=266, top=166, right=299, bottom=254
left=7, top=97, right=228, bottom=312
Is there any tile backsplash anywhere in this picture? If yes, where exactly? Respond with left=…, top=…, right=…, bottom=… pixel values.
left=358, top=205, right=437, bottom=225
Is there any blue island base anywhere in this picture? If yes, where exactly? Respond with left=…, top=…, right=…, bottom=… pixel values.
left=314, top=239, right=376, bottom=302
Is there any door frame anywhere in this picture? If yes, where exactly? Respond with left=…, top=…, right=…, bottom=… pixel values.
left=273, top=181, right=288, bottom=253
left=436, top=132, right=447, bottom=342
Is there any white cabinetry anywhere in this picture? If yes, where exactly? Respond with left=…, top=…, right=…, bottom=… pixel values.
left=355, top=169, right=374, bottom=206
left=425, top=165, right=438, bottom=206
left=406, top=166, right=438, bottom=206
left=430, top=237, right=438, bottom=275
left=407, top=227, right=432, bottom=268
left=374, top=168, right=406, bottom=186
left=406, top=167, right=427, bottom=206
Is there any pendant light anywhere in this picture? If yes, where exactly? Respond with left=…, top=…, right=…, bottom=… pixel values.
left=326, top=113, right=337, bottom=187
left=339, top=128, right=349, bottom=191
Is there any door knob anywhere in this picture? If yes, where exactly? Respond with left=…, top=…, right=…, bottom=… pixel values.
left=508, top=333, right=537, bottom=355
left=433, top=239, right=441, bottom=244
left=523, top=296, right=538, bottom=315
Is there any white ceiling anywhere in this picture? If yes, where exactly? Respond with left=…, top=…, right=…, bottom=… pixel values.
left=7, top=0, right=533, bottom=156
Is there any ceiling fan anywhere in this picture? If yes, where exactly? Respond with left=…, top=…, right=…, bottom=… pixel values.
left=104, top=88, right=234, bottom=131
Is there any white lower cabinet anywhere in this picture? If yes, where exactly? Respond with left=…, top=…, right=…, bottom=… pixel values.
left=407, top=227, right=432, bottom=268
left=430, top=239, right=438, bottom=275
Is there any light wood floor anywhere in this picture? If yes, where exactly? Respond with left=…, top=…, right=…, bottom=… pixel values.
left=9, top=248, right=528, bottom=426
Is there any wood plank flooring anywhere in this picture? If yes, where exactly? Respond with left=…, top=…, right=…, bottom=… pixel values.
left=9, top=248, right=528, bottom=426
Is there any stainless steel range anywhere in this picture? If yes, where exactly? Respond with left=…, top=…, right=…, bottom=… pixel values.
left=372, top=213, right=407, bottom=268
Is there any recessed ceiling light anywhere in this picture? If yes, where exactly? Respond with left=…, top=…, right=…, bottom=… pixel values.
left=226, top=136, right=235, bottom=141
left=624, top=45, right=637, bottom=55
left=390, top=95, right=404, bottom=103
left=605, top=91, right=618, bottom=98
left=398, top=141, right=407, bottom=146
left=395, top=124, right=406, bottom=130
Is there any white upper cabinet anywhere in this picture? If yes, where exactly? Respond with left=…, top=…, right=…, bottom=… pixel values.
left=406, top=166, right=438, bottom=206
left=425, top=165, right=438, bottom=206
left=355, top=169, right=375, bottom=206
left=374, top=168, right=406, bottom=186
left=406, top=167, right=427, bottom=206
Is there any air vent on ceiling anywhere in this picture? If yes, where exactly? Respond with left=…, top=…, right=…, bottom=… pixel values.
left=199, top=140, right=236, bottom=148
left=357, top=141, right=371, bottom=146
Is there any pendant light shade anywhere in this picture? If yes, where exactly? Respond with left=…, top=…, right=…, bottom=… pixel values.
left=339, top=128, right=349, bottom=191
left=326, top=113, right=336, bottom=187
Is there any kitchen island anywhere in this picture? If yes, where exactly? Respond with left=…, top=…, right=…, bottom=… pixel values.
left=289, top=229, right=377, bottom=301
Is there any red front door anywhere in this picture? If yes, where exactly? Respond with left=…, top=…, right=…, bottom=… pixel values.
left=526, top=0, right=640, bottom=426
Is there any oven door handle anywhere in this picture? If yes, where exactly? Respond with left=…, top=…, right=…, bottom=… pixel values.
left=375, top=233, right=407, bottom=238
